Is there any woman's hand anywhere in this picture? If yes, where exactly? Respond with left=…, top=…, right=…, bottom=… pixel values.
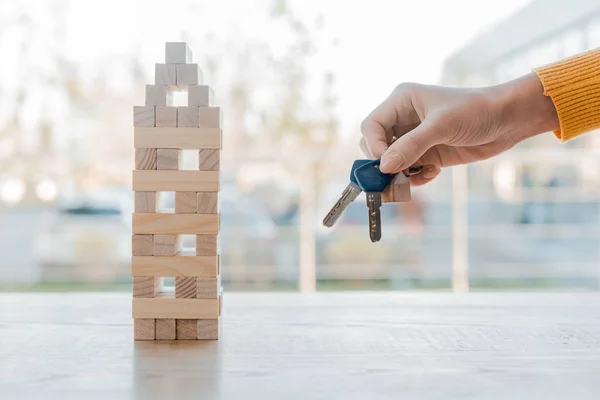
left=360, top=73, right=559, bottom=185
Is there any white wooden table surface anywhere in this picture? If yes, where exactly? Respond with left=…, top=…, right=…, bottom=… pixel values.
left=2, top=292, right=600, bottom=400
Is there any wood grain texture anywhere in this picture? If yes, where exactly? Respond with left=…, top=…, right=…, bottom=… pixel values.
left=132, top=297, right=220, bottom=319
left=156, top=149, right=180, bottom=170
left=176, top=319, right=198, bottom=340
left=188, top=85, right=213, bottom=106
left=196, top=192, right=218, bottom=214
left=198, top=107, right=221, bottom=129
left=197, top=319, right=219, bottom=340
left=131, top=254, right=218, bottom=277
left=175, top=192, right=197, bottom=213
left=153, top=235, right=180, bottom=256
left=176, top=277, right=197, bottom=299
left=133, top=277, right=158, bottom=298
left=177, top=106, right=199, bottom=127
left=133, top=213, right=219, bottom=235
left=155, top=106, right=178, bottom=127
left=134, top=127, right=221, bottom=149
left=381, top=173, right=411, bottom=203
left=197, top=277, right=219, bottom=299
left=132, top=234, right=153, bottom=256
left=134, top=191, right=157, bottom=213
left=198, top=149, right=220, bottom=171
left=132, top=170, right=219, bottom=192
left=176, top=64, right=203, bottom=87
left=135, top=148, right=157, bottom=170
left=196, top=235, right=218, bottom=256
left=154, top=63, right=177, bottom=87
left=6, top=292, right=600, bottom=397
left=133, top=318, right=155, bottom=340
left=165, top=42, right=192, bottom=63
left=155, top=319, right=176, bottom=340
left=145, top=85, right=168, bottom=106
left=133, top=106, right=155, bottom=127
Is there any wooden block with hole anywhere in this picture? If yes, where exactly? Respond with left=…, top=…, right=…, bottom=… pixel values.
left=134, top=319, right=155, bottom=340
left=188, top=85, right=213, bottom=106
left=175, top=192, right=197, bottom=213
left=196, top=235, right=218, bottom=256
left=198, top=149, right=220, bottom=171
left=156, top=149, right=180, bottom=170
left=196, top=192, right=218, bottom=214
left=133, top=106, right=155, bottom=127
left=155, top=106, right=177, bottom=127
left=381, top=173, right=412, bottom=203
left=176, top=64, right=203, bottom=88
left=154, top=235, right=180, bottom=256
left=135, top=148, right=157, bottom=170
left=155, top=318, right=176, bottom=340
left=132, top=234, right=154, bottom=256
left=165, top=42, right=192, bottom=63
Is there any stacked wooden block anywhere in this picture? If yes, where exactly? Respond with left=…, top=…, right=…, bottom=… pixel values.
left=132, top=42, right=222, bottom=340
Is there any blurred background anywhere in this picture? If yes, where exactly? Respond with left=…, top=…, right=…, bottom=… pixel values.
left=1, top=0, right=600, bottom=292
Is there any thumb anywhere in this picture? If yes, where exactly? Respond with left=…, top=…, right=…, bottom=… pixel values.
left=380, top=121, right=440, bottom=173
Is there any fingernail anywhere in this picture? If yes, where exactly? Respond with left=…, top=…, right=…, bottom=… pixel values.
left=380, top=152, right=403, bottom=173
left=423, top=167, right=436, bottom=179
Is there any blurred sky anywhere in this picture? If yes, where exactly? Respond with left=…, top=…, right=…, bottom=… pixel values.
left=0, top=0, right=533, bottom=138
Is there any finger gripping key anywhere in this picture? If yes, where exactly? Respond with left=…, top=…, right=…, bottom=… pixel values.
left=353, top=160, right=393, bottom=243
left=322, top=159, right=371, bottom=228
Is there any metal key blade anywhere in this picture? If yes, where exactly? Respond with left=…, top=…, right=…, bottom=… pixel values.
left=323, top=183, right=362, bottom=227
left=366, top=192, right=382, bottom=242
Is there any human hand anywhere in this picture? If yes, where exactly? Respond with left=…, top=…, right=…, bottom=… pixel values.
left=360, top=73, right=559, bottom=185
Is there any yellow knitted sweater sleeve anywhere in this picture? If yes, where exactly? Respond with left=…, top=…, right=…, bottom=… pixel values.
left=534, top=48, right=600, bottom=142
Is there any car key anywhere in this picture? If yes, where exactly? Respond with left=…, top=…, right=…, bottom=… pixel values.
left=353, top=159, right=393, bottom=242
left=323, top=159, right=371, bottom=227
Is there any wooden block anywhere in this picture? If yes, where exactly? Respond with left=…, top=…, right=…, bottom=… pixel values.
left=155, top=318, right=176, bottom=340
left=135, top=148, right=157, bottom=170
left=145, top=85, right=168, bottom=106
left=155, top=106, right=178, bottom=127
left=133, top=213, right=219, bottom=235
left=197, top=319, right=219, bottom=340
left=381, top=173, right=412, bottom=203
left=134, top=191, right=157, bottom=213
left=154, top=234, right=180, bottom=256
left=175, top=191, right=197, bottom=213
left=188, top=85, right=213, bottom=106
left=196, top=192, right=218, bottom=214
left=132, top=298, right=220, bottom=319
left=198, top=149, right=219, bottom=171
left=196, top=235, right=217, bottom=256
left=196, top=277, right=219, bottom=299
left=155, top=63, right=177, bottom=87
left=134, top=127, right=221, bottom=149
left=131, top=254, right=218, bottom=277
left=176, top=319, right=198, bottom=340
left=176, top=64, right=203, bottom=87
left=176, top=277, right=197, bottom=299
left=133, top=276, right=160, bottom=298
left=165, top=42, right=192, bottom=63
left=198, top=107, right=221, bottom=129
left=133, top=170, right=219, bottom=191
left=134, top=319, right=155, bottom=340
left=156, top=149, right=180, bottom=170
left=133, top=106, right=155, bottom=127
left=177, top=106, right=199, bottom=127
left=132, top=234, right=153, bottom=256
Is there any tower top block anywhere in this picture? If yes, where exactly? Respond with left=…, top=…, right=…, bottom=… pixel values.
left=165, top=42, right=192, bottom=63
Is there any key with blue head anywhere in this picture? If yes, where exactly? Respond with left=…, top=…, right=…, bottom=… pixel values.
left=323, top=159, right=371, bottom=227
left=353, top=159, right=393, bottom=242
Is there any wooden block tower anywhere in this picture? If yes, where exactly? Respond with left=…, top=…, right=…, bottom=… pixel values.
left=131, top=42, right=222, bottom=340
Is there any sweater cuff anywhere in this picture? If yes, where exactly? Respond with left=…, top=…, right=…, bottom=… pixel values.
left=533, top=48, right=600, bottom=142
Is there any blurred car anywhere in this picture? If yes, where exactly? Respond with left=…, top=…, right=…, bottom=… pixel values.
left=34, top=197, right=131, bottom=283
